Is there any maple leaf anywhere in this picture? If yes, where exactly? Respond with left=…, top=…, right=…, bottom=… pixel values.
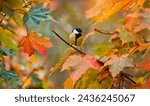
left=124, top=8, right=150, bottom=33
left=61, top=54, right=100, bottom=84
left=104, top=54, right=133, bottom=77
left=19, top=32, right=52, bottom=56
left=23, top=5, right=54, bottom=28
left=85, top=0, right=145, bottom=24
left=50, top=50, right=76, bottom=75
left=141, top=57, right=150, bottom=71
left=124, top=13, right=143, bottom=32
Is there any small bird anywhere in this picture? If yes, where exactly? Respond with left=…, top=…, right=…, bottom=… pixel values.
left=69, top=28, right=83, bottom=47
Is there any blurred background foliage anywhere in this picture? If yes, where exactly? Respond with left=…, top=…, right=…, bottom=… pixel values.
left=0, top=0, right=149, bottom=88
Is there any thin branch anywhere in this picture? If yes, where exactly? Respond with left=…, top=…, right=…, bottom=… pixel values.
left=94, top=28, right=119, bottom=35
left=121, top=72, right=136, bottom=84
left=51, top=30, right=85, bottom=54
left=124, top=75, right=136, bottom=84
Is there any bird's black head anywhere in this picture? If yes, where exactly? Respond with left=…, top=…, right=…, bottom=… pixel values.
left=72, top=28, right=82, bottom=34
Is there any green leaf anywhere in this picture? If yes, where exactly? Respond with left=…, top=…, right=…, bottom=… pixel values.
left=0, top=47, right=15, bottom=56
left=93, top=44, right=114, bottom=56
left=0, top=70, right=18, bottom=80
left=0, top=64, right=18, bottom=80
left=0, top=27, right=18, bottom=51
left=0, top=65, right=18, bottom=81
left=23, top=6, right=53, bottom=28
left=8, top=79, right=22, bottom=88
left=119, top=29, right=135, bottom=42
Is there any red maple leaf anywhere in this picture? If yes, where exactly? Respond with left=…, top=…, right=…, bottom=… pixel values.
left=61, top=54, right=100, bottom=84
left=19, top=32, right=52, bottom=56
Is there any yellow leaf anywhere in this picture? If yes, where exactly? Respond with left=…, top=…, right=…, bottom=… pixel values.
left=137, top=77, right=145, bottom=85
left=85, top=0, right=145, bottom=24
left=0, top=27, right=18, bottom=51
left=64, top=78, right=74, bottom=89
left=129, top=43, right=150, bottom=54
left=22, top=78, right=32, bottom=89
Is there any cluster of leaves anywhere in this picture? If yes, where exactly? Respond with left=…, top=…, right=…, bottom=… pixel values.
left=0, top=0, right=150, bottom=89
left=0, top=0, right=54, bottom=88
left=50, top=0, right=150, bottom=89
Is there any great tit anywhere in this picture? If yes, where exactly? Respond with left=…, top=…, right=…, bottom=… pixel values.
left=69, top=28, right=83, bottom=47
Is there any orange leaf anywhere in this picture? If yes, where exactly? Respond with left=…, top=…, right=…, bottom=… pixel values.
left=85, top=0, right=144, bottom=24
left=129, top=43, right=150, bottom=54
left=64, top=78, right=74, bottom=89
left=19, top=32, right=52, bottom=56
left=61, top=54, right=100, bottom=84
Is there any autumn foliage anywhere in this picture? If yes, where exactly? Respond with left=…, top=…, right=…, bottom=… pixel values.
left=19, top=32, right=52, bottom=56
left=0, top=0, right=150, bottom=89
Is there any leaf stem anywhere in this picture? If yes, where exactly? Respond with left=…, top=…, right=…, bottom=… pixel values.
left=24, top=23, right=29, bottom=35
left=94, top=28, right=119, bottom=35
left=51, top=30, right=85, bottom=54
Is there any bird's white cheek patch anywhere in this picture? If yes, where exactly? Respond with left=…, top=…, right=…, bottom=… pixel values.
left=73, top=29, right=79, bottom=34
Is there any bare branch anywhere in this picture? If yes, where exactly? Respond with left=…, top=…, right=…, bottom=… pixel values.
left=94, top=28, right=119, bottom=35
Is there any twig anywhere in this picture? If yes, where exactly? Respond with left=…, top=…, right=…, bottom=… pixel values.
left=94, top=28, right=119, bottom=35
left=124, top=75, right=136, bottom=84
left=51, top=30, right=85, bottom=54
left=121, top=72, right=136, bottom=84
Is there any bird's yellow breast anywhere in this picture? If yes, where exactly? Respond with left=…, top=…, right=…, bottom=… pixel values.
left=69, top=33, right=76, bottom=45
left=69, top=33, right=83, bottom=47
